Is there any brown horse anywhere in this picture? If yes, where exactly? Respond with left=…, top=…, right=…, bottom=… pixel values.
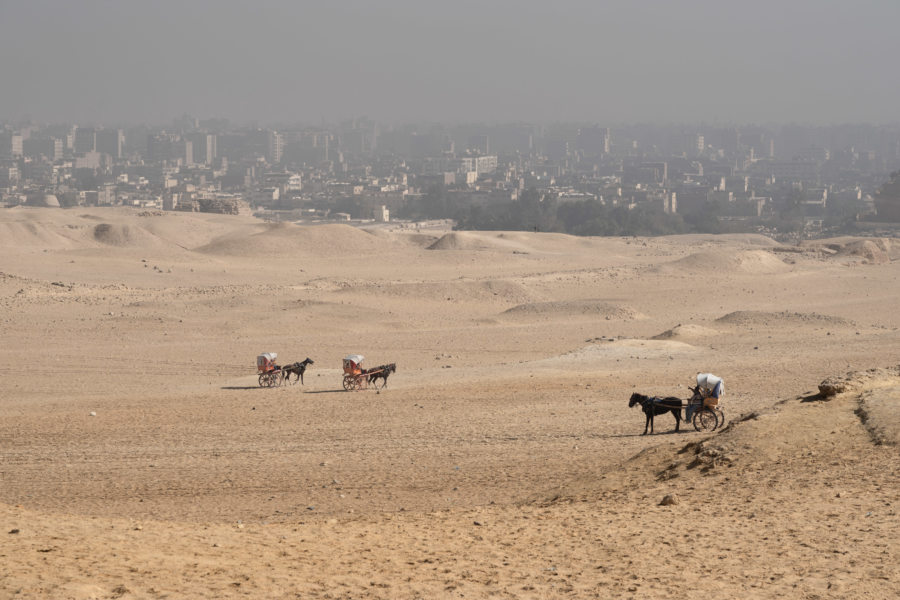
left=366, top=363, right=396, bottom=388
left=282, top=358, right=314, bottom=385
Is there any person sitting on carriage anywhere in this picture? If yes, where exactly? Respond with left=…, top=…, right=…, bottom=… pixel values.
left=343, top=355, right=364, bottom=375
left=258, top=352, right=280, bottom=373
left=687, top=372, right=724, bottom=422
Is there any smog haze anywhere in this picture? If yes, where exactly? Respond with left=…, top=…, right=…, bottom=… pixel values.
left=2, top=0, right=899, bottom=126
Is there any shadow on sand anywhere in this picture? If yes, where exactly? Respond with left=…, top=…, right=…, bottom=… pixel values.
left=605, top=429, right=690, bottom=439
left=220, top=386, right=273, bottom=391
left=800, top=392, right=828, bottom=403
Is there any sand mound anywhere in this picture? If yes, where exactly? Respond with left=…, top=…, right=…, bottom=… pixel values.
left=135, top=212, right=251, bottom=249
left=427, top=231, right=532, bottom=252
left=427, top=232, right=475, bottom=250
left=839, top=239, right=891, bottom=264
left=803, top=237, right=896, bottom=263
left=652, top=323, right=719, bottom=340
left=716, top=310, right=854, bottom=327
left=655, top=249, right=790, bottom=275
left=657, top=233, right=783, bottom=247
left=365, top=229, right=442, bottom=249
left=92, top=223, right=160, bottom=247
left=428, top=230, right=623, bottom=255
left=195, top=223, right=397, bottom=257
left=0, top=209, right=184, bottom=252
left=0, top=221, right=84, bottom=249
left=337, top=278, right=537, bottom=305
left=503, top=300, right=643, bottom=320
left=494, top=231, right=599, bottom=251
left=401, top=233, right=443, bottom=248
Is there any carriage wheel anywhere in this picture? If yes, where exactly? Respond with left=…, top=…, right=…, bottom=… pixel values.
left=715, top=408, right=726, bottom=428
left=273, top=371, right=283, bottom=387
left=353, top=376, right=365, bottom=391
left=693, top=408, right=719, bottom=432
left=258, top=373, right=267, bottom=387
left=343, top=375, right=354, bottom=391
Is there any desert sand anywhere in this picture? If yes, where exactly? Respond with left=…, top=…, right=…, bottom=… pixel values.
left=1, top=207, right=898, bottom=599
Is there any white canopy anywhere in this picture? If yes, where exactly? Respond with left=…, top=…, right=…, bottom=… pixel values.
left=344, top=354, right=364, bottom=365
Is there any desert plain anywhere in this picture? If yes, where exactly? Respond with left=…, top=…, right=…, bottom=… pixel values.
left=1, top=206, right=899, bottom=599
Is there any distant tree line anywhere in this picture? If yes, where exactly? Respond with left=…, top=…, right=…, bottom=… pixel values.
left=396, top=183, right=879, bottom=237
left=396, top=185, right=731, bottom=236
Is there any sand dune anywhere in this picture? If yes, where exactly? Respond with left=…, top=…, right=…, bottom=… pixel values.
left=5, top=368, right=895, bottom=599
left=0, top=220, right=91, bottom=249
left=657, top=232, right=784, bottom=247
left=0, top=208, right=238, bottom=254
left=427, top=231, right=533, bottom=252
left=195, top=222, right=398, bottom=256
left=715, top=310, right=855, bottom=327
left=92, top=222, right=168, bottom=248
left=652, top=323, right=720, bottom=340
left=502, top=299, right=643, bottom=319
left=653, top=249, right=791, bottom=274
left=366, top=229, right=441, bottom=249
left=335, top=278, right=537, bottom=305
left=834, top=239, right=892, bottom=263
left=2, top=208, right=900, bottom=599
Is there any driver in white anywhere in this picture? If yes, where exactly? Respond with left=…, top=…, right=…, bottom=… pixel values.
left=688, top=372, right=724, bottom=422
left=696, top=372, right=724, bottom=404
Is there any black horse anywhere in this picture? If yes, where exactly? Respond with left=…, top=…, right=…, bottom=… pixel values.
left=628, top=392, right=683, bottom=435
left=366, top=363, right=396, bottom=388
left=282, top=358, right=314, bottom=385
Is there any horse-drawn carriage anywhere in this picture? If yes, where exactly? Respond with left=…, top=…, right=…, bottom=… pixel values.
left=342, top=355, right=396, bottom=391
left=342, top=355, right=365, bottom=391
left=257, top=352, right=283, bottom=387
left=629, top=385, right=726, bottom=434
left=686, top=385, right=726, bottom=431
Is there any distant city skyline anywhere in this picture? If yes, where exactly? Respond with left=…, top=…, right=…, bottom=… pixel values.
left=2, top=0, right=899, bottom=126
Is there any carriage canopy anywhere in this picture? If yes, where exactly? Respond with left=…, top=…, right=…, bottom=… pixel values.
left=257, top=352, right=278, bottom=372
left=343, top=354, right=364, bottom=374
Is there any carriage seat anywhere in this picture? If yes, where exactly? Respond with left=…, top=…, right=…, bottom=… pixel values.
left=343, top=360, right=362, bottom=375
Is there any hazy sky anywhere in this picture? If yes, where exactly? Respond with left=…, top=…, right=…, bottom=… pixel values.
left=2, top=0, right=898, bottom=126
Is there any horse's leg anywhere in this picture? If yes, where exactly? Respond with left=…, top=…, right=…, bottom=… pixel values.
left=643, top=411, right=650, bottom=435
left=673, top=407, right=680, bottom=432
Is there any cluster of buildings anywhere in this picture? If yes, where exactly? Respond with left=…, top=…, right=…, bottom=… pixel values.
left=2, top=116, right=899, bottom=231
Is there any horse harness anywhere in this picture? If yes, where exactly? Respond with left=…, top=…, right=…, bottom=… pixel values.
left=640, top=396, right=666, bottom=408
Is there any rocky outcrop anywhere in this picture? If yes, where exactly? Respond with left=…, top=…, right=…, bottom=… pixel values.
left=819, top=365, right=900, bottom=397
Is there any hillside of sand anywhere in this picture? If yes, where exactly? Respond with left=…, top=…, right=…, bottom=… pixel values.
left=1, top=207, right=898, bottom=599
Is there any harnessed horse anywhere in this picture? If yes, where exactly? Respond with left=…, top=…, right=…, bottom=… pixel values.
left=628, top=392, right=683, bottom=434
